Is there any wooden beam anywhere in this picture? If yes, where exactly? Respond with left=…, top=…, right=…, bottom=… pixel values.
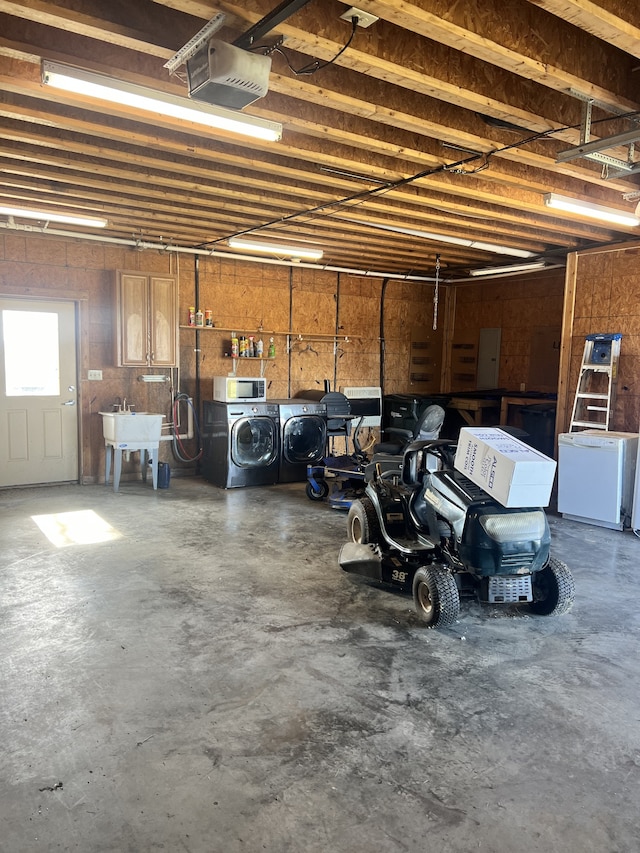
left=555, top=250, right=578, bottom=439
left=356, top=0, right=639, bottom=109
left=526, top=0, right=640, bottom=61
left=0, top=0, right=172, bottom=56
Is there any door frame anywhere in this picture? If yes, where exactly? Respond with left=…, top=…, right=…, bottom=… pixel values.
left=1, top=287, right=88, bottom=484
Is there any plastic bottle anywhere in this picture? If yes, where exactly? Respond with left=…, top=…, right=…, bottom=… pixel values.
left=239, top=335, right=248, bottom=357
left=195, top=309, right=204, bottom=327
left=248, top=335, right=255, bottom=357
left=231, top=332, right=239, bottom=358
left=205, top=309, right=213, bottom=327
left=188, top=306, right=196, bottom=327
left=268, top=336, right=275, bottom=358
left=256, top=338, right=264, bottom=358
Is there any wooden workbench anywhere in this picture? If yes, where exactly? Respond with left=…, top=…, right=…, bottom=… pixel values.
left=447, top=396, right=501, bottom=426
left=499, top=396, right=556, bottom=424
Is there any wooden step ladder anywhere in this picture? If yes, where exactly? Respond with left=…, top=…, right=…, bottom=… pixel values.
left=569, top=333, right=622, bottom=431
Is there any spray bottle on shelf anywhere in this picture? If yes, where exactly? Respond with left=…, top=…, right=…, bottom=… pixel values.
left=256, top=338, right=264, bottom=358
left=231, top=331, right=239, bottom=358
left=248, top=335, right=255, bottom=357
left=268, top=337, right=276, bottom=358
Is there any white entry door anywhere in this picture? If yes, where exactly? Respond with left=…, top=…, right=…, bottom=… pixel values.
left=0, top=298, right=79, bottom=487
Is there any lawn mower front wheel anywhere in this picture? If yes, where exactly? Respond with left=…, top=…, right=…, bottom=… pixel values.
left=306, top=480, right=329, bottom=501
left=529, top=557, right=575, bottom=616
left=347, top=497, right=381, bottom=544
left=412, top=565, right=460, bottom=629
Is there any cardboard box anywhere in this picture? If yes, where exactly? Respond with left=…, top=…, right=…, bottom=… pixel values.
left=454, top=428, right=557, bottom=508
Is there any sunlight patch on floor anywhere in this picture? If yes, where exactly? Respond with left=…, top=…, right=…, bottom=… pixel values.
left=31, top=509, right=121, bottom=547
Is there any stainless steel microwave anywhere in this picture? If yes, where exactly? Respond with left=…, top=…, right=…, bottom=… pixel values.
left=213, top=376, right=267, bottom=403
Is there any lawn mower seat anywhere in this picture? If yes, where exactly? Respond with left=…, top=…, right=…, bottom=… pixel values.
left=373, top=404, right=446, bottom=455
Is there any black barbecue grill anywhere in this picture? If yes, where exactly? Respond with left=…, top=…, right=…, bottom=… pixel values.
left=295, top=388, right=353, bottom=453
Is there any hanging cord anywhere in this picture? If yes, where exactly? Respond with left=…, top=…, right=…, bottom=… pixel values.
left=199, top=108, right=640, bottom=252
left=251, top=16, right=358, bottom=76
left=171, top=392, right=202, bottom=463
left=433, top=254, right=441, bottom=331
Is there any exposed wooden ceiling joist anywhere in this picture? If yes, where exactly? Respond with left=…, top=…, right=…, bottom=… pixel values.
left=0, top=0, right=638, bottom=277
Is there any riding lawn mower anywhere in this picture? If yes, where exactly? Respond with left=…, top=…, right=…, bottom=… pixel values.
left=339, top=438, right=575, bottom=629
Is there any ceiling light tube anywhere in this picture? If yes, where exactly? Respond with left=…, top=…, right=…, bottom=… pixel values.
left=340, top=218, right=535, bottom=258
left=42, top=60, right=282, bottom=143
left=469, top=261, right=548, bottom=277
left=228, top=237, right=323, bottom=260
left=0, top=204, right=107, bottom=228
left=543, top=193, right=640, bottom=227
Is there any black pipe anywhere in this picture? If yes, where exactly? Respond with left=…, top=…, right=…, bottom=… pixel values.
left=379, top=278, right=389, bottom=392
left=333, top=271, right=341, bottom=392
left=287, top=266, right=294, bottom=398
left=194, top=256, right=201, bottom=467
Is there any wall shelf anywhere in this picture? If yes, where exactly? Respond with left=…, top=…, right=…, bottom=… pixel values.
left=179, top=325, right=274, bottom=334
left=180, top=326, right=358, bottom=339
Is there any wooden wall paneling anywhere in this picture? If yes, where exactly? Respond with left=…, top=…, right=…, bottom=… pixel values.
left=449, top=331, right=478, bottom=391
left=336, top=274, right=381, bottom=391
left=21, top=227, right=640, bottom=479
left=527, top=326, right=562, bottom=393
left=408, top=324, right=443, bottom=393
left=440, top=286, right=457, bottom=392
left=555, top=251, right=578, bottom=438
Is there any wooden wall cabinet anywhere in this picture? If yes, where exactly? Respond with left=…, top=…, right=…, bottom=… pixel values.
left=115, top=271, right=178, bottom=367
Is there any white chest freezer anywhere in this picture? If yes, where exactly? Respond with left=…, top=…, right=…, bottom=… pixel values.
left=557, top=430, right=638, bottom=530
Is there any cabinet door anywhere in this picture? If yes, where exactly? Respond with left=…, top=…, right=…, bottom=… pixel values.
left=117, top=273, right=148, bottom=366
left=149, top=276, right=177, bottom=366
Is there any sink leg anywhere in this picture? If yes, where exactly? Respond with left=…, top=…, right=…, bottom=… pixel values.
left=151, top=453, right=158, bottom=490
left=105, top=444, right=112, bottom=486
left=113, top=449, right=122, bottom=492
left=141, top=450, right=148, bottom=484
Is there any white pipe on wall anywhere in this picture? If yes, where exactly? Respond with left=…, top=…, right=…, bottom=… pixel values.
left=0, top=220, right=442, bottom=283
left=160, top=397, right=194, bottom=441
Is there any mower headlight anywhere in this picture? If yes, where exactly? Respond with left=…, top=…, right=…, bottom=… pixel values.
left=479, top=511, right=547, bottom=543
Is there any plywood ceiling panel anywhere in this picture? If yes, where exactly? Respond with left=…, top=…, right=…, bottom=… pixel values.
left=0, top=0, right=639, bottom=278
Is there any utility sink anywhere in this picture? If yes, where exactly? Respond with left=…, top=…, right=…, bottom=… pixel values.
left=100, top=412, right=165, bottom=443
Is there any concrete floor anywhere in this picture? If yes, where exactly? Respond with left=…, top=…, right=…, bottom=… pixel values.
left=1, top=476, right=639, bottom=853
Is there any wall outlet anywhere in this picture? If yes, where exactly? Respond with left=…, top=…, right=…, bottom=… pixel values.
left=88, top=369, right=103, bottom=380
left=340, top=7, right=379, bottom=27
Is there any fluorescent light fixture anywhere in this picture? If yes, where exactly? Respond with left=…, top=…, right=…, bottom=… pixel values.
left=469, top=261, right=548, bottom=277
left=228, top=237, right=323, bottom=260
left=0, top=204, right=107, bottom=228
left=341, top=218, right=535, bottom=258
left=543, top=193, right=640, bottom=227
left=41, top=60, right=282, bottom=143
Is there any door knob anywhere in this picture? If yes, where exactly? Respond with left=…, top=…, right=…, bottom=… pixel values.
left=62, top=399, right=76, bottom=406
